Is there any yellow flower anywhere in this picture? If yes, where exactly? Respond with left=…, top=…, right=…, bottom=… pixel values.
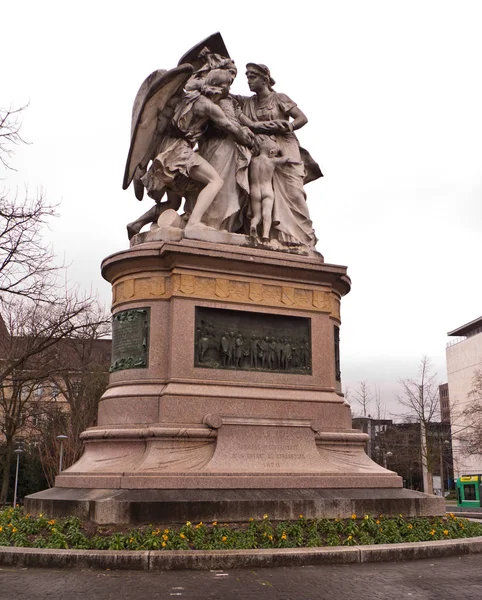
left=152, top=530, right=159, bottom=536
left=347, top=535, right=353, bottom=540
left=249, top=517, right=254, bottom=522
left=39, top=513, right=43, bottom=517
left=162, top=534, right=168, bottom=541
left=407, top=524, right=413, bottom=530
left=180, top=533, right=186, bottom=539
left=281, top=532, right=287, bottom=540
left=0, top=527, right=2, bottom=532
left=443, top=530, right=449, bottom=535
left=8, top=523, right=13, bottom=528
left=335, top=518, right=339, bottom=522
left=195, top=522, right=203, bottom=529
left=376, top=520, right=380, bottom=525
left=212, top=521, right=217, bottom=526
left=48, top=519, right=56, bottom=526
left=268, top=535, right=273, bottom=541
left=222, top=536, right=227, bottom=542
left=263, top=514, right=269, bottom=520
left=351, top=514, right=357, bottom=520
left=12, top=528, right=17, bottom=533
left=130, top=537, right=135, bottom=543
left=162, top=542, right=166, bottom=547
left=299, top=514, right=304, bottom=519
left=399, top=514, right=403, bottom=518
left=185, top=521, right=191, bottom=527
left=430, top=529, right=435, bottom=536
left=164, top=528, right=169, bottom=534
left=364, top=515, right=369, bottom=520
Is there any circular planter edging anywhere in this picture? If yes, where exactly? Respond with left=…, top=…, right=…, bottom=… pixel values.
left=2, top=536, right=482, bottom=571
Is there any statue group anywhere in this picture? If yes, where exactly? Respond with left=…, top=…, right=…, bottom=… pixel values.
left=123, top=33, right=322, bottom=252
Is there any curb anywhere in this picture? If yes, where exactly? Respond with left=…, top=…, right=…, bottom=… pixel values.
left=2, top=537, right=482, bottom=571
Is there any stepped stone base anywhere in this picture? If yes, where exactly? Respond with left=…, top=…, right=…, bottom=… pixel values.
left=25, top=487, right=445, bottom=525
left=25, top=240, right=445, bottom=524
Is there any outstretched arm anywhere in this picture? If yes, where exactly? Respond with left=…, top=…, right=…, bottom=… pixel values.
left=195, top=96, right=254, bottom=146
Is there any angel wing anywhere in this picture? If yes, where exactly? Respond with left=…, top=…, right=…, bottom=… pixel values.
left=122, top=64, right=194, bottom=199
left=177, top=32, right=229, bottom=70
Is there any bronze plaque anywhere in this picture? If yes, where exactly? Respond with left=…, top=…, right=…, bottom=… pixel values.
left=110, top=308, right=150, bottom=372
left=195, top=306, right=311, bottom=374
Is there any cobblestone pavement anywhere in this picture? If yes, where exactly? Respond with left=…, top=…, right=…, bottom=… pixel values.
left=2, top=554, right=482, bottom=600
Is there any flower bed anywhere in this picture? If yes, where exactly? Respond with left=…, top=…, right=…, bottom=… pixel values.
left=0, top=508, right=479, bottom=551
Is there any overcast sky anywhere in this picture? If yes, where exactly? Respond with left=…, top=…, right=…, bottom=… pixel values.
left=2, top=0, right=481, bottom=416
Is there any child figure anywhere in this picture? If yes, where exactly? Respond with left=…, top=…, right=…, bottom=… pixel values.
left=248, top=135, right=294, bottom=242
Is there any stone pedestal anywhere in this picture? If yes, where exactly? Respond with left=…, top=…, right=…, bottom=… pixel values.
left=26, top=240, right=444, bottom=522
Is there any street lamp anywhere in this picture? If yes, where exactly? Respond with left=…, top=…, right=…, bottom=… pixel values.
left=375, top=446, right=393, bottom=469
left=56, top=435, right=68, bottom=473
left=439, top=439, right=451, bottom=495
left=13, top=447, right=23, bottom=507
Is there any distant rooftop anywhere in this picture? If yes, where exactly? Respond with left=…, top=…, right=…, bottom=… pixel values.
left=448, top=315, right=482, bottom=337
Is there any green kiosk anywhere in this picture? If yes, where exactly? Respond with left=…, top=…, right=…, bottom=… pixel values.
left=456, top=475, right=482, bottom=508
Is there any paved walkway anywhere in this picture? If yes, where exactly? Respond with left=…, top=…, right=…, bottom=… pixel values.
left=1, top=553, right=482, bottom=599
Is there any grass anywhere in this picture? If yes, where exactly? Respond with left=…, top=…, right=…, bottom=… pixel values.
left=0, top=508, right=480, bottom=551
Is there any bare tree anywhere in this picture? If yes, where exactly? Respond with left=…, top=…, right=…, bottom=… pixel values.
left=35, top=325, right=110, bottom=486
left=373, top=385, right=386, bottom=421
left=397, top=356, right=440, bottom=494
left=0, top=299, right=110, bottom=501
left=381, top=424, right=422, bottom=489
left=1, top=106, right=61, bottom=304
left=0, top=105, right=27, bottom=170
left=0, top=105, right=111, bottom=502
left=0, top=194, right=60, bottom=302
left=348, top=380, right=373, bottom=417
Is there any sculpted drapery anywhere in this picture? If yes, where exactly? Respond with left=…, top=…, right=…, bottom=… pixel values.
left=241, top=91, right=317, bottom=247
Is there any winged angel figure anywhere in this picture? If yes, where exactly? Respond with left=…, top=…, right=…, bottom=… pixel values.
left=123, top=34, right=254, bottom=239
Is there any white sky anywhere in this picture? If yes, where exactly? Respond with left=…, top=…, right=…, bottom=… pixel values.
left=2, top=0, right=482, bottom=415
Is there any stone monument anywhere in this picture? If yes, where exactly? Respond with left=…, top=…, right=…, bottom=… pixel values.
left=26, top=33, right=444, bottom=523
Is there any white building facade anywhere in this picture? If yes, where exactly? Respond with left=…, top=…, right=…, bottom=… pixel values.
left=446, top=316, right=482, bottom=479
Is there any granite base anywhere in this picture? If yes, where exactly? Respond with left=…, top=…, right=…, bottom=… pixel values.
left=25, top=487, right=445, bottom=525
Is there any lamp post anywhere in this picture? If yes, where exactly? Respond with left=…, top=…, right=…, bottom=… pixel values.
left=12, top=447, right=23, bottom=507
left=439, top=439, right=451, bottom=495
left=375, top=446, right=393, bottom=469
left=56, top=435, right=68, bottom=473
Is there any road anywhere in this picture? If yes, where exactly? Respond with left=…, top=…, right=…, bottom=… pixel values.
left=1, top=553, right=482, bottom=600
